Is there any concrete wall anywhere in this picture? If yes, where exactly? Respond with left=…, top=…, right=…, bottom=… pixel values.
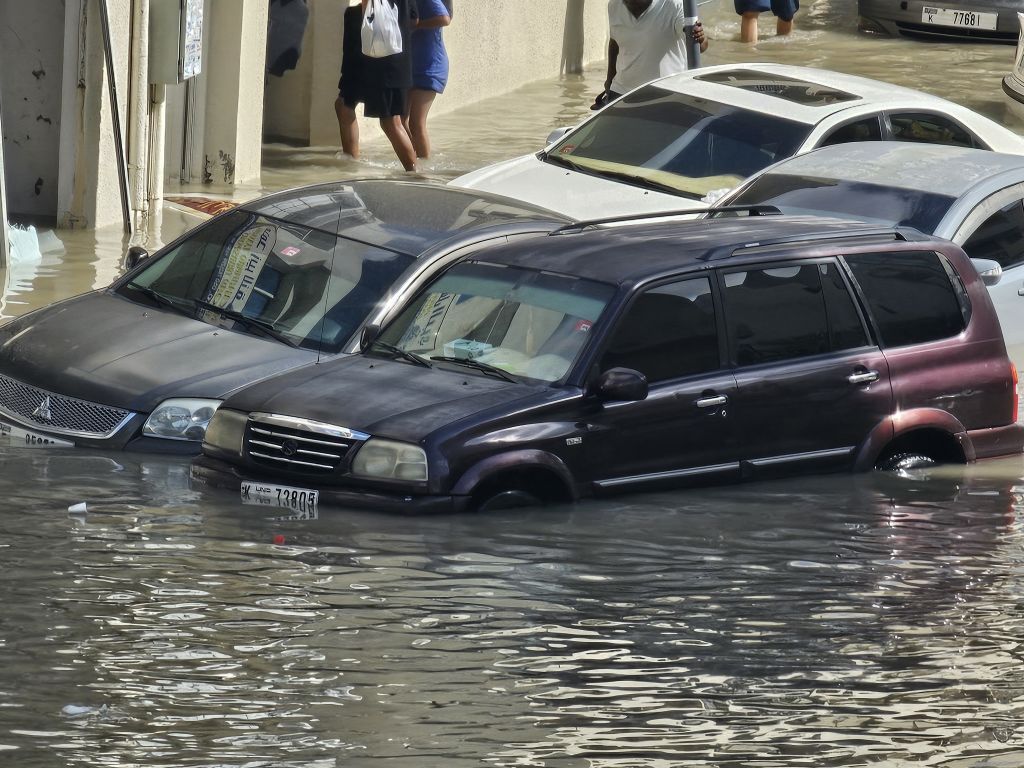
left=0, top=0, right=66, bottom=220
left=56, top=0, right=132, bottom=230
left=203, top=0, right=269, bottom=184
left=265, top=0, right=610, bottom=147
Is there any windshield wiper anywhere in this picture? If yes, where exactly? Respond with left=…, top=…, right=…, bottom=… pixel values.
left=430, top=355, right=516, bottom=382
left=592, top=168, right=701, bottom=199
left=369, top=340, right=432, bottom=368
left=126, top=282, right=192, bottom=315
left=543, top=152, right=586, bottom=172
left=191, top=298, right=299, bottom=347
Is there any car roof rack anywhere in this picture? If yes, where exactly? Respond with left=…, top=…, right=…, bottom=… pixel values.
left=720, top=228, right=914, bottom=260
left=549, top=204, right=782, bottom=235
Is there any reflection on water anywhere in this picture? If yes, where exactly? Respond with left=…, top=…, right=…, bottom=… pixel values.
left=1, top=449, right=1024, bottom=765
left=5, top=3, right=1024, bottom=765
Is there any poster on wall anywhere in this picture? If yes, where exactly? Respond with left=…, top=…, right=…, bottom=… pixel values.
left=181, top=0, right=204, bottom=80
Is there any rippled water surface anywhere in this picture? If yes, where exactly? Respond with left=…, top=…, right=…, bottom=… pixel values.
left=5, top=1, right=1024, bottom=765
left=3, top=452, right=1024, bottom=766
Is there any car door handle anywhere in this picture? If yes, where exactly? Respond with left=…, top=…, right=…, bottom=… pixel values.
left=695, top=394, right=728, bottom=408
left=847, top=370, right=880, bottom=385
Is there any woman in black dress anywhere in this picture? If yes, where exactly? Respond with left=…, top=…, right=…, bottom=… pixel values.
left=334, top=0, right=417, bottom=171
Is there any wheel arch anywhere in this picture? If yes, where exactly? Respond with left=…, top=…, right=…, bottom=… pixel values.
left=855, top=408, right=973, bottom=471
left=451, top=449, right=578, bottom=505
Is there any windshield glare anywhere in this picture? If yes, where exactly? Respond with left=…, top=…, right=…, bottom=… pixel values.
left=729, top=174, right=957, bottom=233
left=120, top=210, right=414, bottom=354
left=377, top=262, right=616, bottom=383
left=548, top=85, right=812, bottom=198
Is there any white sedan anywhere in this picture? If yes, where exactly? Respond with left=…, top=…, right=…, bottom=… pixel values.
left=453, top=63, right=1024, bottom=219
left=712, top=141, right=1024, bottom=365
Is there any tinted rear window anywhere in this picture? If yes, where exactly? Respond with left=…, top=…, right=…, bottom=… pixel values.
left=845, top=251, right=966, bottom=348
left=729, top=174, right=956, bottom=234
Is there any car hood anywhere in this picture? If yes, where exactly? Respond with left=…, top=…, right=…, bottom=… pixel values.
left=451, top=154, right=705, bottom=219
left=223, top=354, right=545, bottom=443
left=0, top=291, right=320, bottom=411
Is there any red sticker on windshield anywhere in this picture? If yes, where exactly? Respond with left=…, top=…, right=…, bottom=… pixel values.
left=575, top=320, right=592, bottom=333
left=560, top=145, right=575, bottom=154
left=280, top=246, right=301, bottom=257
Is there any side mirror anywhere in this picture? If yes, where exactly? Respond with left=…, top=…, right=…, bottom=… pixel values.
left=594, top=367, right=648, bottom=402
left=125, top=245, right=150, bottom=270
left=359, top=323, right=381, bottom=352
left=545, top=126, right=573, bottom=146
left=971, top=257, right=1002, bottom=287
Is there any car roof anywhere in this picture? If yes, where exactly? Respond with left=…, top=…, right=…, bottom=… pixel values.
left=744, top=141, right=1024, bottom=198
left=241, top=179, right=571, bottom=255
left=467, top=215, right=928, bottom=286
left=651, top=63, right=969, bottom=124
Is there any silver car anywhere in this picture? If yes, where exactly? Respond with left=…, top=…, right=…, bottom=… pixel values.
left=712, top=141, right=1024, bottom=365
left=859, top=0, right=1023, bottom=42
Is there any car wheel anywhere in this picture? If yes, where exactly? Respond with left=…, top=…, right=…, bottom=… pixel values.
left=877, top=452, right=937, bottom=472
left=474, top=488, right=542, bottom=512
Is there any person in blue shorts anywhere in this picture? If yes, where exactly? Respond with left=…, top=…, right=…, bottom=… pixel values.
left=405, top=0, right=452, bottom=160
left=735, top=0, right=798, bottom=43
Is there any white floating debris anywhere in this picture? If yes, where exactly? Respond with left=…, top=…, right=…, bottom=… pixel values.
left=67, top=502, right=89, bottom=514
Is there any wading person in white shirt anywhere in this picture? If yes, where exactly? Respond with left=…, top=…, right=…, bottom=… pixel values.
left=597, top=0, right=708, bottom=109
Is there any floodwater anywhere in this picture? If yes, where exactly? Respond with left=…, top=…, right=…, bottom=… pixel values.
left=5, top=1, right=1024, bottom=765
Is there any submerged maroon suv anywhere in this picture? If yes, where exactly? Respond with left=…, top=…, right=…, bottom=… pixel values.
left=194, top=216, right=1024, bottom=514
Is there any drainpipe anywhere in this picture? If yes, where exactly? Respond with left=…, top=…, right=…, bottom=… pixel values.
left=0, top=89, right=8, bottom=268
left=684, top=0, right=702, bottom=69
left=127, top=0, right=150, bottom=229
left=561, top=0, right=586, bottom=75
left=148, top=83, right=166, bottom=209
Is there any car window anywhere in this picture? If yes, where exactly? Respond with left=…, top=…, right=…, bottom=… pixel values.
left=845, top=251, right=966, bottom=348
left=819, top=116, right=883, bottom=147
left=962, top=199, right=1024, bottom=270
left=599, top=277, right=719, bottom=383
left=819, top=262, right=870, bottom=350
left=727, top=174, right=957, bottom=233
left=888, top=112, right=983, bottom=149
left=377, top=262, right=616, bottom=383
left=120, top=210, right=415, bottom=354
left=722, top=264, right=829, bottom=366
left=546, top=85, right=812, bottom=199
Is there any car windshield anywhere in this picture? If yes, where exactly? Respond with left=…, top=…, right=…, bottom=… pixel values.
left=375, top=262, right=616, bottom=383
left=118, top=210, right=415, bottom=354
left=545, top=85, right=812, bottom=199
left=727, top=173, right=958, bottom=233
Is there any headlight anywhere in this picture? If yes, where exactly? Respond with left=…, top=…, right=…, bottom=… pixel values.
left=143, top=398, right=222, bottom=441
left=351, top=438, right=428, bottom=481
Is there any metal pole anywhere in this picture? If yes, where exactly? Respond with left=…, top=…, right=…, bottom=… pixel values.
left=98, top=0, right=134, bottom=235
left=0, top=87, right=8, bottom=268
left=561, top=0, right=586, bottom=75
left=684, top=0, right=702, bottom=69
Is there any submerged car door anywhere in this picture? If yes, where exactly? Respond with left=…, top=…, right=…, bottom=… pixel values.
left=585, top=275, right=740, bottom=493
left=721, top=259, right=893, bottom=475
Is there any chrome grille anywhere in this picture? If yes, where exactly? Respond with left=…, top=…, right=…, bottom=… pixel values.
left=245, top=413, right=368, bottom=473
left=0, top=374, right=134, bottom=438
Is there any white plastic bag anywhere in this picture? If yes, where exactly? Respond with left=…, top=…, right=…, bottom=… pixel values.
left=361, top=0, right=403, bottom=58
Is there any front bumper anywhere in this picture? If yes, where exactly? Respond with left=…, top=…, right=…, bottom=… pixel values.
left=190, top=454, right=471, bottom=514
left=859, top=1, right=1019, bottom=42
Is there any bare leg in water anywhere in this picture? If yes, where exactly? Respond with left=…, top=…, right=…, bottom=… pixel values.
left=335, top=98, right=360, bottom=158
left=380, top=115, right=418, bottom=171
left=406, top=89, right=438, bottom=159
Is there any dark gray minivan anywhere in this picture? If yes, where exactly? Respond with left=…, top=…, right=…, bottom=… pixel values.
left=0, top=181, right=567, bottom=452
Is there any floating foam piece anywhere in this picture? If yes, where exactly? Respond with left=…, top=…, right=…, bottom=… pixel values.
left=67, top=502, right=89, bottom=514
